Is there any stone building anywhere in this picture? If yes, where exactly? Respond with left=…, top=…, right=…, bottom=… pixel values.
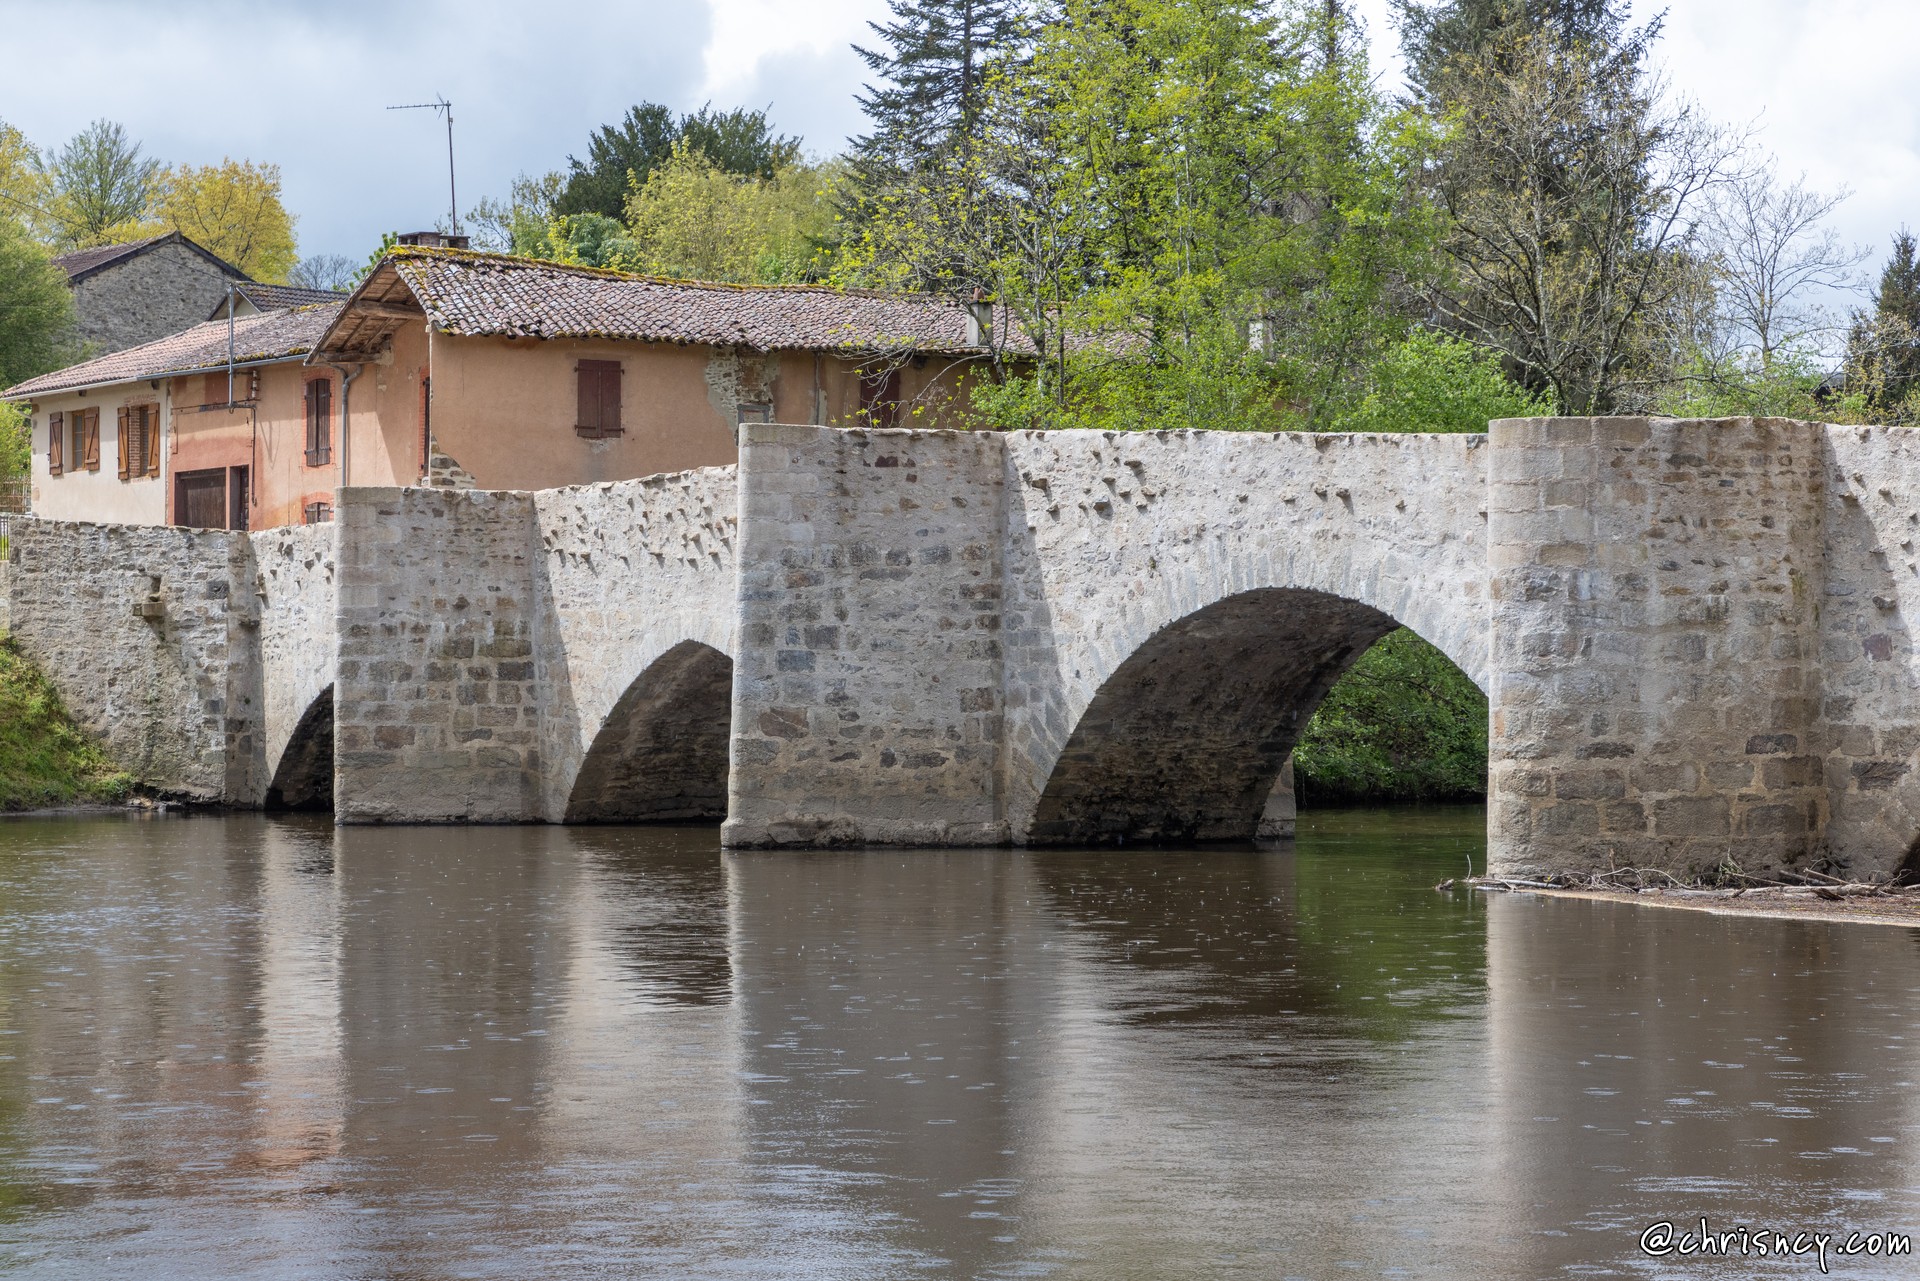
left=52, top=231, right=253, bottom=355
left=4, top=245, right=1018, bottom=530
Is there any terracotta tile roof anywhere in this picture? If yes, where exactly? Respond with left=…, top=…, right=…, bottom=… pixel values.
left=228, top=282, right=349, bottom=312
left=50, top=230, right=247, bottom=285
left=316, top=247, right=1021, bottom=359
left=3, top=303, right=342, bottom=399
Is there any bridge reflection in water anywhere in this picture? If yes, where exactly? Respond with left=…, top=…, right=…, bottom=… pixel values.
left=0, top=814, right=1914, bottom=1278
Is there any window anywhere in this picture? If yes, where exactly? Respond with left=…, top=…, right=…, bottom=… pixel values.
left=73, top=408, right=100, bottom=472
left=303, top=500, right=333, bottom=525
left=305, top=377, right=332, bottom=466
left=575, top=360, right=622, bottom=438
left=858, top=367, right=902, bottom=429
left=116, top=404, right=159, bottom=480
left=737, top=401, right=774, bottom=425
left=47, top=411, right=62, bottom=476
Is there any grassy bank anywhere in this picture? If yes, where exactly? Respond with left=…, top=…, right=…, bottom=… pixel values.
left=1294, top=629, right=1488, bottom=806
left=0, top=634, right=132, bottom=811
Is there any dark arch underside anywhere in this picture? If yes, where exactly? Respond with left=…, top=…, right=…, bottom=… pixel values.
left=266, top=684, right=334, bottom=812
left=565, top=641, right=734, bottom=823
left=1027, top=589, right=1398, bottom=845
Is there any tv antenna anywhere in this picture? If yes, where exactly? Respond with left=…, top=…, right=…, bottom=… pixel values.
left=387, top=95, right=458, bottom=234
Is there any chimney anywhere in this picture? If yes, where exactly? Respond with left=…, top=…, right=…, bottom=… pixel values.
left=397, top=231, right=471, bottom=250
left=965, top=288, right=993, bottom=347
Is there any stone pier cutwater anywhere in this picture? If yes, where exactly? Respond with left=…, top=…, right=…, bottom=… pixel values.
left=9, top=416, right=1920, bottom=881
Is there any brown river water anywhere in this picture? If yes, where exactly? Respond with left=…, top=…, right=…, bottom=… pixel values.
left=0, top=808, right=1914, bottom=1279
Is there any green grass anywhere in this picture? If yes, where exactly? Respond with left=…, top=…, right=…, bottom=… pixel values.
left=0, top=633, right=132, bottom=811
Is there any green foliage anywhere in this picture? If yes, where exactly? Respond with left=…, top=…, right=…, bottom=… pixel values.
left=0, top=401, right=27, bottom=488
left=0, top=215, right=78, bottom=388
left=614, top=145, right=844, bottom=283
left=1846, top=232, right=1920, bottom=419
left=853, top=0, right=1030, bottom=173
left=555, top=102, right=802, bottom=219
left=1334, top=329, right=1550, bottom=432
left=36, top=119, right=163, bottom=250
left=1658, top=349, right=1855, bottom=421
left=466, top=171, right=565, bottom=256
left=0, top=637, right=132, bottom=811
left=1293, top=629, right=1488, bottom=805
left=542, top=213, right=638, bottom=270
left=847, top=0, right=1441, bottom=432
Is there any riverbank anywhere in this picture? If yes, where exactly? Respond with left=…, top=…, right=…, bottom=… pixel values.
left=1454, top=874, right=1920, bottom=929
left=0, top=634, right=132, bottom=812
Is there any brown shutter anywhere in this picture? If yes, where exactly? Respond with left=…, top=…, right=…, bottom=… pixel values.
left=47, top=411, right=62, bottom=475
left=117, top=407, right=131, bottom=479
left=316, top=380, right=331, bottom=464
left=146, top=404, right=160, bottom=476
left=575, top=360, right=622, bottom=438
left=84, top=409, right=100, bottom=471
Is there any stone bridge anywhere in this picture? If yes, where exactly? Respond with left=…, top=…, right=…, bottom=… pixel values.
left=10, top=416, right=1920, bottom=881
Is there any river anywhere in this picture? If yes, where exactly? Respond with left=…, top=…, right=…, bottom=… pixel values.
left=0, top=809, right=1914, bottom=1278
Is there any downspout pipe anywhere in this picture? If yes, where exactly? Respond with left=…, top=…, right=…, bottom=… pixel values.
left=326, top=363, right=359, bottom=498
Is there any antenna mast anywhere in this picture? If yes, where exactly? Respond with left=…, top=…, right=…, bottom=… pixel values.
left=387, top=96, right=458, bottom=234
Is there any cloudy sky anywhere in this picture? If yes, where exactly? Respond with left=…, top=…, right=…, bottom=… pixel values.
left=1, top=0, right=1914, bottom=294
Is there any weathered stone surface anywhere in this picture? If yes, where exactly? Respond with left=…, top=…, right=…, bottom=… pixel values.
left=18, top=416, right=1920, bottom=881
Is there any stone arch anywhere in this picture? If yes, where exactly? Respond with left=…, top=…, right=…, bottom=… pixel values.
left=564, top=641, right=735, bottom=823
left=1022, top=588, right=1461, bottom=844
left=265, top=684, right=334, bottom=812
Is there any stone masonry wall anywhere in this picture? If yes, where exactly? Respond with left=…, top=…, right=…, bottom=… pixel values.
left=332, top=487, right=543, bottom=822
left=72, top=242, right=242, bottom=355
left=251, top=522, right=337, bottom=800
left=1810, top=425, right=1920, bottom=877
left=1487, top=417, right=1828, bottom=878
left=724, top=425, right=1491, bottom=848
left=723, top=425, right=1009, bottom=847
left=532, top=468, right=738, bottom=819
left=5, top=517, right=260, bottom=800
left=998, top=429, right=1489, bottom=842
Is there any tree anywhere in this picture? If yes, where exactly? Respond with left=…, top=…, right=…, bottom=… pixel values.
left=0, top=214, right=78, bottom=388
left=154, top=158, right=298, bottom=282
left=853, top=0, right=1030, bottom=173
left=0, top=121, right=42, bottom=231
left=288, top=253, right=358, bottom=292
left=1413, top=22, right=1736, bottom=413
left=36, top=120, right=162, bottom=249
left=1334, top=329, right=1551, bottom=432
left=841, top=0, right=1439, bottom=431
left=1702, top=166, right=1862, bottom=372
left=621, top=143, right=843, bottom=282
left=553, top=103, right=801, bottom=219
left=466, top=171, right=564, bottom=256
left=1846, top=232, right=1920, bottom=419
left=1394, top=0, right=1650, bottom=101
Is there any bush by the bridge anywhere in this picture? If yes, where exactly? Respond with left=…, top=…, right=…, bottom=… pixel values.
left=1293, top=628, right=1488, bottom=806
left=0, top=636, right=131, bottom=811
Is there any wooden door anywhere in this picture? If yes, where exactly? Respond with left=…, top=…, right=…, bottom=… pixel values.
left=175, top=469, right=226, bottom=529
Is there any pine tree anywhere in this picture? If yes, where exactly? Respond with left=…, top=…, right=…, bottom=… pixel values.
left=852, top=0, right=1030, bottom=175
left=1394, top=0, right=1652, bottom=103
left=1848, top=232, right=1920, bottom=415
left=554, top=103, right=800, bottom=220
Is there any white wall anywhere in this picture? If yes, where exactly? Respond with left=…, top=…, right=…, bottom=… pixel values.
left=24, top=384, right=171, bottom=525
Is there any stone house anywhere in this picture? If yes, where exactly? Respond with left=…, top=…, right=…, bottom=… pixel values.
left=3, top=246, right=1007, bottom=529
left=52, top=231, right=253, bottom=355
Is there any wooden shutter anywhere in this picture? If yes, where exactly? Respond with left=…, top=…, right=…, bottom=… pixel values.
left=47, top=412, right=62, bottom=475
left=116, top=407, right=131, bottom=479
left=306, top=378, right=331, bottom=466
left=83, top=409, right=100, bottom=471
left=146, top=404, right=160, bottom=476
left=575, top=360, right=622, bottom=438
